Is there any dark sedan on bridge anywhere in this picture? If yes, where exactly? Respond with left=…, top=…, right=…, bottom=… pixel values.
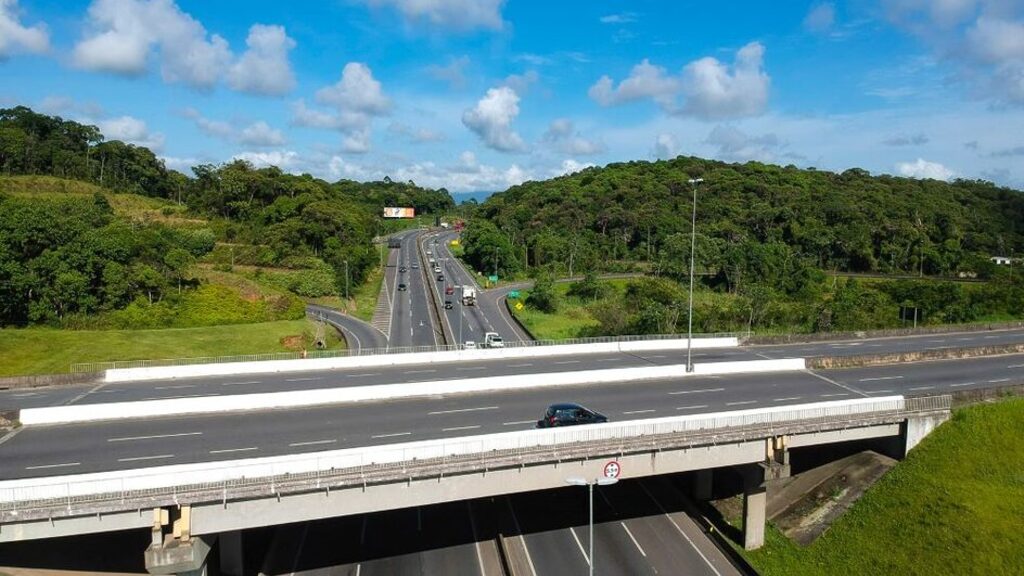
left=536, top=403, right=608, bottom=428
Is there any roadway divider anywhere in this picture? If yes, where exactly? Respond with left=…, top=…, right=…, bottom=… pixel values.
left=103, top=338, right=741, bottom=383
left=21, top=358, right=805, bottom=426
left=3, top=395, right=900, bottom=503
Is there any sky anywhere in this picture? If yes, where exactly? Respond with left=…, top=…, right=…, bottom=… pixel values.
left=1, top=0, right=1023, bottom=193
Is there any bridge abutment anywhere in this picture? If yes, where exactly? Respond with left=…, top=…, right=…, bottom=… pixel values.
left=144, top=506, right=215, bottom=576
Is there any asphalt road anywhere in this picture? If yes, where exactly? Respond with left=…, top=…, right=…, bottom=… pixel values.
left=2, top=353, right=1022, bottom=479
left=306, top=304, right=387, bottom=352
left=390, top=230, right=443, bottom=349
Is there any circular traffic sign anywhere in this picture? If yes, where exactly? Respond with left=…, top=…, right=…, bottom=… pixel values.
left=603, top=460, right=621, bottom=479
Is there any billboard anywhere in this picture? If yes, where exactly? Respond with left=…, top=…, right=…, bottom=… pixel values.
left=383, top=207, right=416, bottom=219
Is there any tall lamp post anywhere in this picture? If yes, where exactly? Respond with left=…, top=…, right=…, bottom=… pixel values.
left=344, top=259, right=350, bottom=301
left=565, top=477, right=619, bottom=576
left=686, top=177, right=704, bottom=373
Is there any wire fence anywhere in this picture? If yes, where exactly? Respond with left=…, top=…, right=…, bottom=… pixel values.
left=69, top=331, right=750, bottom=373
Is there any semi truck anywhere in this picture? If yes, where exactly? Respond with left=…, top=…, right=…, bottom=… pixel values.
left=461, top=286, right=477, bottom=306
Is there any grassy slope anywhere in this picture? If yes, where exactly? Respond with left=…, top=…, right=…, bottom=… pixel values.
left=739, top=398, right=1024, bottom=576
left=0, top=319, right=344, bottom=376
left=309, top=265, right=384, bottom=323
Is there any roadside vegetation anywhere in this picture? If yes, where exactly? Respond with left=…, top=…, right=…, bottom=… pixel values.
left=734, top=398, right=1024, bottom=575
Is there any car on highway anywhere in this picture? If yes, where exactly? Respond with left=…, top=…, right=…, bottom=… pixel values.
left=397, top=283, right=407, bottom=291
left=444, top=300, right=453, bottom=309
left=483, top=332, right=504, bottom=348
left=536, top=403, right=608, bottom=428
left=464, top=341, right=477, bottom=349
left=399, top=266, right=407, bottom=273
left=445, top=285, right=454, bottom=295
left=437, top=274, right=445, bottom=281
left=411, top=263, right=419, bottom=269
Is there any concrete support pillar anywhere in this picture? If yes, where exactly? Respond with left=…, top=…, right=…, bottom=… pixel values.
left=766, top=436, right=791, bottom=480
left=219, top=530, right=244, bottom=576
left=742, top=466, right=767, bottom=550
left=145, top=505, right=216, bottom=576
left=692, top=468, right=713, bottom=501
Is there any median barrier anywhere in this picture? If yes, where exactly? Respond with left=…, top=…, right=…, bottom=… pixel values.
left=21, top=357, right=804, bottom=426
left=2, top=395, right=901, bottom=503
left=102, top=337, right=740, bottom=383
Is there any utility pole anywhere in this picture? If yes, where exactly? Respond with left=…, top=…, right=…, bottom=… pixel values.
left=686, top=178, right=703, bottom=373
left=344, top=260, right=350, bottom=301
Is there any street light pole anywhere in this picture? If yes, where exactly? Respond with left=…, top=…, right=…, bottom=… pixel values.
left=344, top=259, right=350, bottom=301
left=686, top=177, right=703, bottom=373
left=566, top=477, right=619, bottom=576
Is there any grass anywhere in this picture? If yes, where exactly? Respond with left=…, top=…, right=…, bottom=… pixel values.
left=0, top=319, right=344, bottom=376
left=308, top=265, right=385, bottom=323
left=510, top=282, right=614, bottom=339
left=734, top=398, right=1024, bottom=576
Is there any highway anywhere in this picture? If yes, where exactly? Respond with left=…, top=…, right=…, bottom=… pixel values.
left=2, top=353, right=1021, bottom=479
left=307, top=304, right=387, bottom=352
left=389, top=230, right=444, bottom=349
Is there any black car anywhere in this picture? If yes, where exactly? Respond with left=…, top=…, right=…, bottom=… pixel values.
left=437, top=274, right=445, bottom=282
left=536, top=403, right=608, bottom=428
left=399, top=266, right=408, bottom=273
left=397, top=283, right=407, bottom=291
left=444, top=300, right=454, bottom=310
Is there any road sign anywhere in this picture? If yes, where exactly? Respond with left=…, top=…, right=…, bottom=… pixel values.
left=508, top=290, right=520, bottom=299
left=515, top=302, right=524, bottom=311
left=603, top=460, right=621, bottom=479
left=488, top=275, right=499, bottom=282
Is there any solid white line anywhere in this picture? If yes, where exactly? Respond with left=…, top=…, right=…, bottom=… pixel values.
left=620, top=522, right=647, bottom=557
left=908, top=386, right=935, bottom=391
left=596, top=358, right=619, bottom=362
left=348, top=373, right=381, bottom=378
left=668, top=387, right=725, bottom=395
left=506, top=363, right=533, bottom=368
left=404, top=369, right=437, bottom=374
left=988, top=378, right=1011, bottom=383
left=772, top=396, right=804, bottom=402
left=949, top=382, right=975, bottom=387
left=285, top=377, right=319, bottom=382
left=858, top=376, right=904, bottom=382
left=623, top=409, right=656, bottom=415
left=25, top=462, right=80, bottom=470
left=118, top=454, right=174, bottom=462
left=726, top=400, right=757, bottom=406
left=209, top=447, right=258, bottom=454
left=503, top=420, right=536, bottom=426
left=289, top=439, right=336, bottom=447
left=867, top=389, right=894, bottom=394
left=443, top=425, right=481, bottom=432
left=456, top=366, right=487, bottom=371
left=371, top=432, right=412, bottom=439
left=428, top=406, right=499, bottom=415
left=153, top=384, right=195, bottom=390
left=12, top=392, right=39, bottom=398
left=638, top=482, right=721, bottom=576
left=108, top=432, right=202, bottom=443
left=820, top=393, right=850, bottom=397
left=554, top=360, right=581, bottom=365
left=139, top=393, right=218, bottom=401
left=505, top=499, right=538, bottom=576
left=676, top=405, right=709, bottom=410
left=221, top=380, right=261, bottom=386
left=1008, top=364, right=1024, bottom=369
left=568, top=527, right=590, bottom=565
left=645, top=355, right=667, bottom=359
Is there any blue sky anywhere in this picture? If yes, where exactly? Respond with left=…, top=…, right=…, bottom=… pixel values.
left=2, top=0, right=1023, bottom=192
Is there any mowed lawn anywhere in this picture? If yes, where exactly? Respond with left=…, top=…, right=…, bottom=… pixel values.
left=740, top=398, right=1024, bottom=576
left=0, top=319, right=341, bottom=376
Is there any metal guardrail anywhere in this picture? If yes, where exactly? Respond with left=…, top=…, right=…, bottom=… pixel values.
left=69, top=331, right=749, bottom=373
left=0, top=396, right=950, bottom=519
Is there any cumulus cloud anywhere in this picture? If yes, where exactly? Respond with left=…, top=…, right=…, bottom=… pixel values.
left=803, top=3, right=836, bottom=33
left=542, top=119, right=605, bottom=155
left=97, top=115, right=165, bottom=151
left=292, top=63, right=391, bottom=153
left=588, top=42, right=770, bottom=119
left=182, top=107, right=233, bottom=138
left=360, top=0, right=505, bottom=31
left=555, top=159, right=595, bottom=176
left=0, top=0, right=50, bottom=57
left=704, top=125, right=784, bottom=163
left=883, top=133, right=930, bottom=146
left=239, top=121, right=286, bottom=147
left=233, top=149, right=300, bottom=170
left=228, top=24, right=296, bottom=96
left=462, top=86, right=526, bottom=152
left=389, top=122, right=445, bottom=143
left=426, top=55, right=470, bottom=89
left=652, top=133, right=678, bottom=159
left=72, top=0, right=295, bottom=94
left=896, top=158, right=956, bottom=180
left=320, top=150, right=531, bottom=192
left=182, top=108, right=285, bottom=147
left=502, top=70, right=539, bottom=95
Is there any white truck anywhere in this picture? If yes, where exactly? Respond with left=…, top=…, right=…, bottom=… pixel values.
left=483, top=332, right=504, bottom=348
left=461, top=286, right=477, bottom=306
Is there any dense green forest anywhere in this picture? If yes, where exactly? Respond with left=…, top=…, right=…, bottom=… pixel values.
left=467, top=157, right=1024, bottom=333
left=0, top=106, right=454, bottom=328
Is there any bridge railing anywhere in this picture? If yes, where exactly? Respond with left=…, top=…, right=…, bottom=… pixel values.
left=69, top=330, right=749, bottom=373
left=0, top=396, right=950, bottom=517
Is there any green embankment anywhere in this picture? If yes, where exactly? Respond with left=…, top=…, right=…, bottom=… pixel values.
left=0, top=318, right=343, bottom=376
left=509, top=282, right=603, bottom=339
left=309, top=265, right=384, bottom=323
left=737, top=398, right=1024, bottom=575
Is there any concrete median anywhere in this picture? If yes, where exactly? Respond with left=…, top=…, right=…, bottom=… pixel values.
left=20, top=358, right=805, bottom=426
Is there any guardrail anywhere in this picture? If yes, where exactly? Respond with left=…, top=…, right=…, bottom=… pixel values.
left=70, top=331, right=750, bottom=373
left=0, top=395, right=950, bottom=519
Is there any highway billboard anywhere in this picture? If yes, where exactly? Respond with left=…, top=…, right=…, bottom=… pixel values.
left=383, top=207, right=416, bottom=219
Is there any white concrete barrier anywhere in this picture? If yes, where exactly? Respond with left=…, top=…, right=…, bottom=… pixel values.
left=21, top=358, right=805, bottom=426
left=104, top=337, right=739, bottom=383
left=1, top=396, right=902, bottom=503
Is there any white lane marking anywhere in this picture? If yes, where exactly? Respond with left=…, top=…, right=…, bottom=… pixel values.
left=153, top=384, right=195, bottom=390
left=371, top=432, right=412, bottom=439
left=505, top=499, right=539, bottom=576
left=568, top=527, right=590, bottom=565
left=596, top=358, right=620, bottom=362
left=867, top=389, right=894, bottom=394
left=289, top=439, right=336, bottom=447
left=984, top=335, right=998, bottom=339
left=668, top=387, right=725, bottom=395
left=677, top=405, right=709, bottom=410
left=428, top=406, right=499, bottom=415
left=949, top=382, right=976, bottom=387
left=108, top=432, right=202, bottom=443
left=927, top=339, right=946, bottom=343
left=726, top=400, right=757, bottom=406
left=404, top=369, right=437, bottom=374
left=221, top=380, right=261, bottom=386
left=858, top=376, right=904, bottom=382
left=867, top=344, right=883, bottom=347
left=12, top=392, right=39, bottom=398
left=772, top=396, right=804, bottom=402
left=645, top=355, right=667, bottom=359
left=118, top=454, right=174, bottom=462
left=503, top=420, right=536, bottom=426
left=25, top=462, right=80, bottom=470
left=443, top=425, right=481, bottom=432
left=285, top=377, right=319, bottom=382
left=1008, top=364, right=1024, bottom=369
left=821, top=393, right=850, bottom=397
left=623, top=409, right=657, bottom=415
left=638, top=482, right=721, bottom=576
left=210, top=447, right=258, bottom=454
left=806, top=370, right=869, bottom=398
left=908, top=386, right=935, bottom=391
left=988, top=378, right=1011, bottom=383
left=621, top=522, right=647, bottom=557
left=554, top=360, right=580, bottom=365
left=456, top=366, right=487, bottom=371
left=139, top=393, right=218, bottom=401
left=507, top=363, right=533, bottom=368
left=349, top=373, right=381, bottom=378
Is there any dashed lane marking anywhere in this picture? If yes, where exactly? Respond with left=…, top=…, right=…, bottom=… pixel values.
left=676, top=405, right=708, bottom=410
left=210, top=447, right=258, bottom=454
left=668, top=387, right=725, bottom=395
left=118, top=454, right=174, bottom=462
left=858, top=376, right=904, bottom=382
left=503, top=420, right=537, bottom=426
left=25, top=462, right=80, bottom=470
left=289, top=439, right=336, bottom=447
left=108, top=432, right=202, bottom=442
left=623, top=409, right=656, bottom=415
left=371, top=432, right=412, bottom=439
left=443, top=425, right=481, bottom=432
left=621, top=522, right=647, bottom=557
left=726, top=400, right=757, bottom=406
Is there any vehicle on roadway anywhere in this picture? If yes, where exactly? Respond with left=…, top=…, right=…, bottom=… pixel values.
left=437, top=274, right=445, bottom=282
left=411, top=263, right=419, bottom=269
left=444, top=300, right=453, bottom=309
left=464, top=340, right=477, bottom=349
left=399, top=266, right=407, bottom=273
left=483, top=332, right=504, bottom=348
left=461, top=285, right=477, bottom=306
left=445, top=285, right=455, bottom=295
left=536, top=403, right=608, bottom=428
left=397, top=283, right=407, bottom=291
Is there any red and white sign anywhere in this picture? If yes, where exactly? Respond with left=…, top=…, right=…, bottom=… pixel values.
left=603, top=460, right=621, bottom=479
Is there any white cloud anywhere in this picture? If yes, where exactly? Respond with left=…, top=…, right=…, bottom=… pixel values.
left=360, top=0, right=505, bottom=31
left=600, top=12, right=637, bottom=24
left=555, top=159, right=594, bottom=176
left=462, top=86, right=526, bottom=152
left=896, top=158, right=956, bottom=180
left=652, top=133, right=678, bottom=159
left=72, top=0, right=295, bottom=95
left=295, top=63, right=391, bottom=153
left=228, top=24, right=296, bottom=96
left=588, top=43, right=771, bottom=119
left=0, top=0, right=49, bottom=57
left=803, top=3, right=836, bottom=33
left=183, top=108, right=285, bottom=146
left=291, top=99, right=350, bottom=130
left=97, top=115, right=165, bottom=151
left=502, top=70, right=539, bottom=95
left=704, top=125, right=783, bottom=163
left=159, top=155, right=197, bottom=172
left=542, top=119, right=605, bottom=155
left=426, top=55, right=470, bottom=89
left=182, top=107, right=233, bottom=138
left=233, top=149, right=300, bottom=170
left=239, top=121, right=286, bottom=147
left=389, top=122, right=445, bottom=143
left=318, top=150, right=531, bottom=192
